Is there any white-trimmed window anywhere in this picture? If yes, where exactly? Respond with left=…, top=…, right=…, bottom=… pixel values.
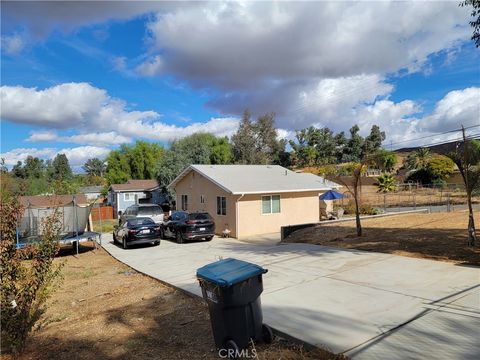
left=217, top=196, right=226, bottom=215
left=181, top=194, right=188, bottom=210
left=124, top=193, right=134, bottom=201
left=200, top=195, right=206, bottom=204
left=262, top=195, right=281, bottom=214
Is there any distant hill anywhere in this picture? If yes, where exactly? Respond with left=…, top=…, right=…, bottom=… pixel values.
left=394, top=137, right=480, bottom=155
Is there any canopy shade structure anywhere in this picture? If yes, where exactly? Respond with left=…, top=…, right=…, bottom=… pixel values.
left=320, top=190, right=344, bottom=200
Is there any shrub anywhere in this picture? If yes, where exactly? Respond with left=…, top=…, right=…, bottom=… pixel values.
left=342, top=202, right=380, bottom=215
left=0, top=197, right=64, bottom=357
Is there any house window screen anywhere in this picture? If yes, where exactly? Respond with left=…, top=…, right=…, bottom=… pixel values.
left=262, top=195, right=280, bottom=214
left=200, top=195, right=206, bottom=204
left=217, top=196, right=226, bottom=215
left=181, top=195, right=188, bottom=210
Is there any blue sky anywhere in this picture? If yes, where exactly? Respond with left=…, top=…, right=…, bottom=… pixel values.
left=1, top=1, right=479, bottom=169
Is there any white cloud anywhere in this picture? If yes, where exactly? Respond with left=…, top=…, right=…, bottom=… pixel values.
left=1, top=82, right=240, bottom=142
left=1, top=34, right=25, bottom=55
left=422, top=87, right=480, bottom=132
left=1, top=146, right=110, bottom=167
left=3, top=81, right=478, bottom=150
left=26, top=130, right=58, bottom=142
left=26, top=131, right=133, bottom=146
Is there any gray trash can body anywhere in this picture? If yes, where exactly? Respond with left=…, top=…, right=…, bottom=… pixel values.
left=197, top=258, right=268, bottom=351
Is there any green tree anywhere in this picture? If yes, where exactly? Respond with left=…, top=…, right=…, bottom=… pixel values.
left=210, top=136, right=233, bottom=164
left=231, top=110, right=259, bottom=164
left=23, top=156, right=45, bottom=179
left=82, top=158, right=106, bottom=177
left=376, top=173, right=397, bottom=193
left=50, top=154, right=72, bottom=181
left=254, top=113, right=285, bottom=164
left=446, top=135, right=480, bottom=247
left=461, top=0, right=480, bottom=47
left=373, top=149, right=398, bottom=172
left=343, top=125, right=364, bottom=162
left=231, top=111, right=284, bottom=164
left=11, top=161, right=25, bottom=179
left=363, top=125, right=386, bottom=156
left=105, top=149, right=131, bottom=184
left=129, top=141, right=163, bottom=179
left=405, top=148, right=432, bottom=171
left=105, top=141, right=163, bottom=184
left=156, top=150, right=188, bottom=197
left=427, top=155, right=455, bottom=180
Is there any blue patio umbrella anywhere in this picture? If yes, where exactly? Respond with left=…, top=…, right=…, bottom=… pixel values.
left=319, top=190, right=344, bottom=200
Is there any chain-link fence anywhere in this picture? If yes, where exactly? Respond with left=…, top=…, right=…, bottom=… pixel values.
left=338, top=183, right=479, bottom=213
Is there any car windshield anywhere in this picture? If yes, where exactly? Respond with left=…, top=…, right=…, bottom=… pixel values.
left=189, top=213, right=211, bottom=220
left=138, top=206, right=162, bottom=215
left=128, top=218, right=155, bottom=226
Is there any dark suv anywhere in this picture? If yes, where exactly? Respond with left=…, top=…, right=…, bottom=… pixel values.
left=161, top=211, right=215, bottom=243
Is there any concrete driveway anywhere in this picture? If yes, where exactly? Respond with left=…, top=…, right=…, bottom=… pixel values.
left=101, top=235, right=479, bottom=359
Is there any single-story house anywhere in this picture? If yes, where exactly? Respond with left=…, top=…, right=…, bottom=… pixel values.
left=108, top=179, right=162, bottom=217
left=80, top=186, right=103, bottom=201
left=168, top=165, right=340, bottom=239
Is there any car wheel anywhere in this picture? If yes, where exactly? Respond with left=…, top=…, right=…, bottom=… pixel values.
left=205, top=236, right=213, bottom=241
left=122, top=237, right=128, bottom=249
left=154, top=240, right=160, bottom=246
left=176, top=231, right=184, bottom=244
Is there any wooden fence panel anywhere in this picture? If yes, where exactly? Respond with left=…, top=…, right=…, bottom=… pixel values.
left=91, top=206, right=113, bottom=221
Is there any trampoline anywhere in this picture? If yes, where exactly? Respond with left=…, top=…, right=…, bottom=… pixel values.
left=16, top=196, right=101, bottom=254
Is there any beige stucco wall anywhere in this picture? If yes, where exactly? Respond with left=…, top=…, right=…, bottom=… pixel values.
left=237, top=191, right=320, bottom=238
left=173, top=171, right=239, bottom=237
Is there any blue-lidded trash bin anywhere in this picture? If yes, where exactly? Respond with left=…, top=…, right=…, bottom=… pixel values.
left=197, top=258, right=273, bottom=354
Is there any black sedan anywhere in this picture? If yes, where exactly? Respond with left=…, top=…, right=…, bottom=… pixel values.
left=161, top=211, right=215, bottom=244
left=113, top=217, right=161, bottom=249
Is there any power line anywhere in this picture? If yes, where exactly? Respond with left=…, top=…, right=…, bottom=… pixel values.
left=394, top=132, right=480, bottom=151
left=388, top=124, right=480, bottom=148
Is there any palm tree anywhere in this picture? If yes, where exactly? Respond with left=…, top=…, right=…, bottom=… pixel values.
left=82, top=158, right=106, bottom=177
left=446, top=136, right=480, bottom=247
left=376, top=173, right=397, bottom=193
left=405, top=148, right=431, bottom=171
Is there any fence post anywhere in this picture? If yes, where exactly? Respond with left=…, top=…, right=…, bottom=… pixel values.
left=447, top=193, right=451, bottom=212
left=413, top=193, right=416, bottom=210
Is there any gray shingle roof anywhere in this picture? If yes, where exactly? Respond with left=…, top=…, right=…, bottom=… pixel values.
left=169, top=165, right=340, bottom=195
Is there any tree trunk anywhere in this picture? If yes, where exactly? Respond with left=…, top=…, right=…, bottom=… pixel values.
left=466, top=189, right=477, bottom=247
left=354, top=196, right=362, bottom=237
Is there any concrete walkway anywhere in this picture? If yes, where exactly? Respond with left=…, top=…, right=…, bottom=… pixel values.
left=101, top=235, right=480, bottom=359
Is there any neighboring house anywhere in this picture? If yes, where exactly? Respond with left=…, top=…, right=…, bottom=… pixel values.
left=80, top=186, right=103, bottom=201
left=20, top=194, right=89, bottom=207
left=108, top=179, right=162, bottom=217
left=169, top=165, right=339, bottom=239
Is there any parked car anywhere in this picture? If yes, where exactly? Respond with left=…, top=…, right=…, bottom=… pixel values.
left=119, top=204, right=165, bottom=224
left=113, top=217, right=161, bottom=249
left=161, top=211, right=215, bottom=244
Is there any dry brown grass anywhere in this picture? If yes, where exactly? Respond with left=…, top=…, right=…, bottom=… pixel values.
left=285, top=211, right=480, bottom=266
left=1, top=245, right=346, bottom=360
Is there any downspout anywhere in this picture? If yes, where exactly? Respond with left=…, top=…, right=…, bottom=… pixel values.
left=235, top=194, right=245, bottom=239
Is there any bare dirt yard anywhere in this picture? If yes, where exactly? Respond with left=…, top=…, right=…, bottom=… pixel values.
left=284, top=211, right=480, bottom=266
left=4, top=245, right=346, bottom=360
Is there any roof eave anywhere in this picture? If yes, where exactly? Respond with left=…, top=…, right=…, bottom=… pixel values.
left=231, top=187, right=337, bottom=195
